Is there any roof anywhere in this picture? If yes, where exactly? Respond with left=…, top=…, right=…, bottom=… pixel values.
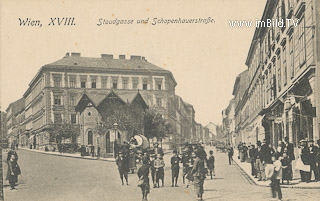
left=75, top=90, right=149, bottom=113
left=48, top=54, right=168, bottom=72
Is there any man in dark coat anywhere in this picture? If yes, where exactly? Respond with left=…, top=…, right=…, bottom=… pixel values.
left=171, top=150, right=181, bottom=187
left=282, top=137, right=295, bottom=180
left=249, top=145, right=258, bottom=177
left=227, top=144, right=234, bottom=165
left=308, top=140, right=319, bottom=181
left=260, top=139, right=272, bottom=181
left=116, top=152, right=129, bottom=185
left=301, top=141, right=311, bottom=182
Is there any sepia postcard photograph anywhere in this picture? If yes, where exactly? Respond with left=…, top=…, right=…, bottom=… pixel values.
left=0, top=0, right=320, bottom=200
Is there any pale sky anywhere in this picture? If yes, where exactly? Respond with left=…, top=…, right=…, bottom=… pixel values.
left=0, top=0, right=266, bottom=126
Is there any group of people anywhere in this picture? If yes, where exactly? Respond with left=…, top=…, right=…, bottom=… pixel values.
left=235, top=137, right=320, bottom=200
left=134, top=143, right=214, bottom=201
left=115, top=146, right=138, bottom=185
left=6, top=145, right=21, bottom=190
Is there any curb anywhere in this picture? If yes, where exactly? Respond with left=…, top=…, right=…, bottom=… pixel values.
left=232, top=156, right=320, bottom=189
left=18, top=148, right=116, bottom=162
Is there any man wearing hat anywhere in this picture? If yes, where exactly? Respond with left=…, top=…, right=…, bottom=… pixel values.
left=300, top=140, right=311, bottom=182
left=171, top=150, right=181, bottom=187
left=308, top=140, right=319, bottom=181
left=282, top=136, right=295, bottom=180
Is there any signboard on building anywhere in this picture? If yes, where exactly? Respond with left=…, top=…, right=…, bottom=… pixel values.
left=274, top=117, right=283, bottom=124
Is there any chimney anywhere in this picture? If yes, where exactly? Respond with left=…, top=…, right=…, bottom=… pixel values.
left=65, top=53, right=70, bottom=57
left=130, top=55, right=141, bottom=60
left=141, top=56, right=146, bottom=61
left=71, top=52, right=81, bottom=57
left=119, top=55, right=126, bottom=60
left=101, top=54, right=113, bottom=59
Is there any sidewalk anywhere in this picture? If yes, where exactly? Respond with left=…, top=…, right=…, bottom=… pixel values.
left=232, top=151, right=320, bottom=189
left=18, top=147, right=116, bottom=162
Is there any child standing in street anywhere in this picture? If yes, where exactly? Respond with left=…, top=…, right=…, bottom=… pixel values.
left=154, top=154, right=165, bottom=187
left=270, top=154, right=283, bottom=201
left=207, top=150, right=215, bottom=179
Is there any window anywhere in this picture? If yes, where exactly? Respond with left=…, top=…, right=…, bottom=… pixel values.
left=266, top=74, right=269, bottom=104
left=122, top=78, right=128, bottom=89
left=88, top=131, right=93, bottom=145
left=54, top=114, right=62, bottom=124
left=281, top=1, right=286, bottom=29
left=283, top=45, right=287, bottom=86
left=113, top=82, right=118, bottom=89
left=156, top=98, right=162, bottom=107
left=289, top=36, right=294, bottom=79
left=112, top=78, right=118, bottom=89
left=91, top=80, right=96, bottom=88
left=269, top=70, right=272, bottom=102
left=81, top=81, right=86, bottom=88
left=54, top=95, right=61, bottom=105
left=53, top=76, right=61, bottom=87
left=277, top=55, right=281, bottom=92
left=132, top=79, right=138, bottom=89
left=70, top=95, right=75, bottom=106
left=143, top=84, right=147, bottom=90
left=298, top=17, right=306, bottom=67
left=101, top=77, right=107, bottom=89
left=70, top=77, right=76, bottom=88
left=71, top=114, right=76, bottom=124
left=155, top=80, right=162, bottom=90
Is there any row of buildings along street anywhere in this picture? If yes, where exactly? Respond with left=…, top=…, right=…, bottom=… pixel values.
left=1, top=53, right=219, bottom=155
left=222, top=0, right=320, bottom=152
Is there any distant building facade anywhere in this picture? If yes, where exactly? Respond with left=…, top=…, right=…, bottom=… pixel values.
left=6, top=53, right=197, bottom=152
left=5, top=98, right=24, bottom=147
left=227, top=0, right=320, bottom=148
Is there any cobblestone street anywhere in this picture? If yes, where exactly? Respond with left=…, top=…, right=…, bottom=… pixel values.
left=2, top=148, right=319, bottom=201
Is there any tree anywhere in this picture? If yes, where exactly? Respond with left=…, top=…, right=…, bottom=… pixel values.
left=48, top=123, right=80, bottom=144
left=143, top=109, right=173, bottom=140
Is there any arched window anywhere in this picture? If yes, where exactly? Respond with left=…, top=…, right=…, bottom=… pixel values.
left=88, top=130, right=93, bottom=145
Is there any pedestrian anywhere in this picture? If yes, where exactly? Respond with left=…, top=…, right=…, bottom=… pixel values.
left=97, top=146, right=101, bottom=158
left=6, top=154, right=20, bottom=190
left=270, top=153, right=283, bottom=201
left=207, top=150, right=215, bottom=179
left=281, top=152, right=291, bottom=185
left=237, top=141, right=242, bottom=160
left=149, top=154, right=156, bottom=188
left=308, top=140, right=319, bottom=181
left=15, top=143, right=19, bottom=150
left=255, top=141, right=264, bottom=180
left=181, top=152, right=189, bottom=185
left=116, top=152, right=129, bottom=185
left=260, top=139, right=272, bottom=181
left=282, top=137, right=295, bottom=180
left=243, top=143, right=248, bottom=162
left=137, top=158, right=150, bottom=201
left=227, top=144, right=234, bottom=165
left=171, top=150, right=181, bottom=187
left=191, top=149, right=207, bottom=201
left=91, top=145, right=95, bottom=158
left=129, top=149, right=137, bottom=173
left=249, top=145, right=258, bottom=177
left=299, top=140, right=311, bottom=183
left=7, top=146, right=20, bottom=185
left=154, top=154, right=165, bottom=187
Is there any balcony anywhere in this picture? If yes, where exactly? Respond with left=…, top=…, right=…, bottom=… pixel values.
left=294, top=0, right=305, bottom=19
